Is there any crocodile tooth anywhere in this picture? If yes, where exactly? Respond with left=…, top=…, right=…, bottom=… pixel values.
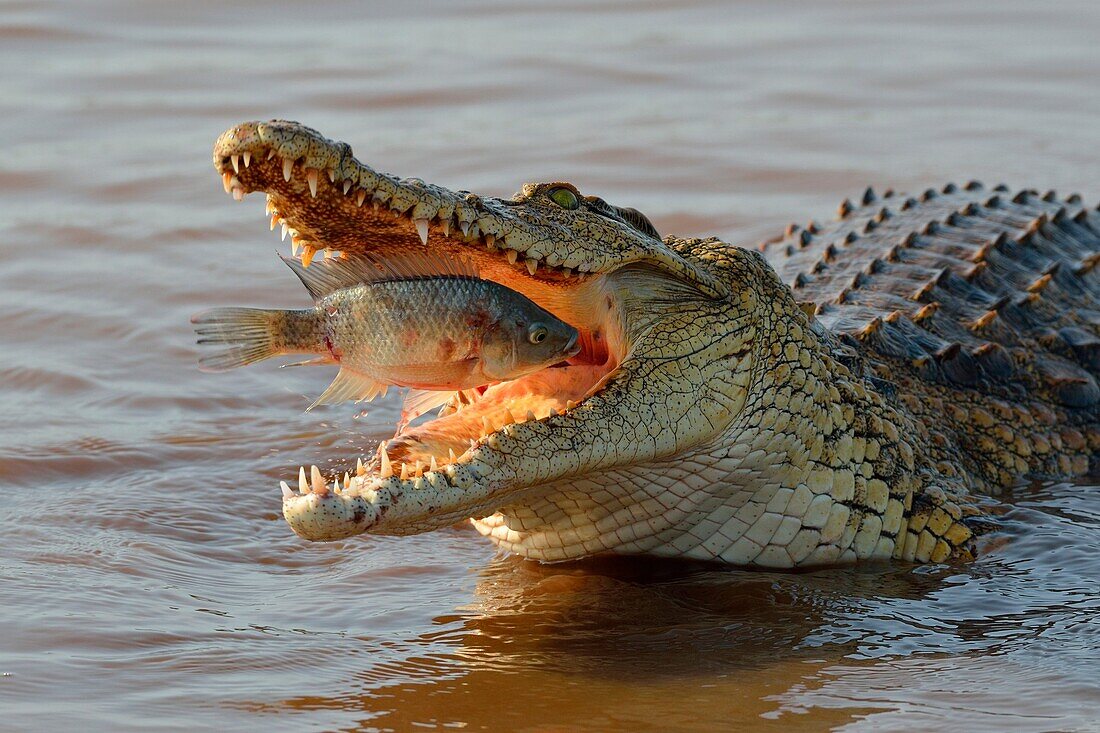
left=448, top=448, right=457, bottom=462
left=222, top=171, right=234, bottom=193
left=230, top=155, right=240, bottom=173
left=482, top=416, right=493, bottom=437
left=356, top=457, right=366, bottom=476
left=414, top=218, right=429, bottom=245
left=291, top=239, right=301, bottom=256
left=242, top=152, right=251, bottom=167
left=265, top=196, right=276, bottom=215
left=379, top=446, right=393, bottom=478
left=526, top=409, right=537, bottom=422
left=548, top=408, right=558, bottom=417
left=281, top=222, right=289, bottom=241
left=327, top=168, right=336, bottom=183
left=505, top=249, right=519, bottom=264
left=414, top=460, right=424, bottom=477
left=301, top=245, right=316, bottom=268
left=430, top=456, right=438, bottom=472
left=343, top=180, right=352, bottom=195
left=270, top=213, right=279, bottom=231
left=441, top=218, right=451, bottom=237
left=566, top=400, right=577, bottom=410
left=501, top=407, right=516, bottom=425
left=356, top=189, right=366, bottom=207
left=310, top=465, right=324, bottom=493
left=485, top=234, right=496, bottom=249
left=459, top=221, right=471, bottom=237
left=280, top=481, right=293, bottom=499
left=231, top=187, right=244, bottom=201
left=400, top=463, right=409, bottom=480
left=526, top=258, right=539, bottom=275
left=282, top=158, right=293, bottom=182
left=267, top=149, right=276, bottom=160
left=298, top=466, right=308, bottom=494
left=306, top=169, right=319, bottom=197
left=562, top=267, right=572, bottom=277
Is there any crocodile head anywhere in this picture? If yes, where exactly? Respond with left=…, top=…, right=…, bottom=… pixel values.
left=213, top=120, right=811, bottom=560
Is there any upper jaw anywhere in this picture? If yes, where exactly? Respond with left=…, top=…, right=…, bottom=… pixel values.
left=213, top=120, right=726, bottom=297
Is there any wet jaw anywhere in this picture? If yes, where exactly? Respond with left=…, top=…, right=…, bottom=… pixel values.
left=218, top=120, right=605, bottom=277
left=215, top=120, right=724, bottom=294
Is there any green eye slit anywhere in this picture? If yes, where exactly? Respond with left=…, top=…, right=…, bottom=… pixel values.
left=549, top=187, right=579, bottom=210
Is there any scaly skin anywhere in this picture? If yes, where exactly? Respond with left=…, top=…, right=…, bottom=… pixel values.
left=209, top=120, right=1099, bottom=567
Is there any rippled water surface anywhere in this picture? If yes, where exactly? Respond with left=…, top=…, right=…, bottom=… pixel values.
left=2, top=1, right=1099, bottom=731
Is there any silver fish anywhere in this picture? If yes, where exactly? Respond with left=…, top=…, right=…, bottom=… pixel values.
left=192, top=251, right=579, bottom=411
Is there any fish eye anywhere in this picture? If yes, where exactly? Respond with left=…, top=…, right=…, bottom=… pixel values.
left=528, top=324, right=548, bottom=344
left=548, top=187, right=579, bottom=210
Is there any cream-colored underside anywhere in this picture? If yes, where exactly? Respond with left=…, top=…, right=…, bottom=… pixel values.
left=473, top=427, right=899, bottom=567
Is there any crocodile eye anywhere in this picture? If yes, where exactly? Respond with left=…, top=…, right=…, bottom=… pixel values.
left=549, top=187, right=579, bottom=210
left=528, top=324, right=548, bottom=344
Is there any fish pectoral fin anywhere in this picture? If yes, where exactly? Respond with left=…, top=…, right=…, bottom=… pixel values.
left=400, top=389, right=451, bottom=425
left=398, top=388, right=482, bottom=432
left=306, top=369, right=389, bottom=411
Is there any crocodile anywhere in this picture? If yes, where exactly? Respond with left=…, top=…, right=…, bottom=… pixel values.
left=210, top=120, right=1099, bottom=567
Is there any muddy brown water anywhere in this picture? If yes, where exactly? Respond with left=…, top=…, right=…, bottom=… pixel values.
left=2, top=1, right=1099, bottom=731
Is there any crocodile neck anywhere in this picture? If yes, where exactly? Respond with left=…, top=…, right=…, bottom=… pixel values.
left=475, top=269, right=975, bottom=566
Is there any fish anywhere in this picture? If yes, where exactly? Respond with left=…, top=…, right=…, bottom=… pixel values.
left=191, top=251, right=580, bottom=414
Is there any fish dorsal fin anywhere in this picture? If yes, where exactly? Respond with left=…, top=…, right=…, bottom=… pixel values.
left=306, top=368, right=388, bottom=411
left=365, top=249, right=480, bottom=281
left=280, top=250, right=479, bottom=301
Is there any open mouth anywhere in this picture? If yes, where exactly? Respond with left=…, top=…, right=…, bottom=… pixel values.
left=213, top=121, right=633, bottom=527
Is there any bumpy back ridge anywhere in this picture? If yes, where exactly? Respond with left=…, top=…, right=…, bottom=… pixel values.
left=759, top=182, right=1099, bottom=485
left=761, top=183, right=1100, bottom=404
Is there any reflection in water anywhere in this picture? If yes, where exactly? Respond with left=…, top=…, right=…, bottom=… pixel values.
left=260, top=485, right=1099, bottom=732
left=275, top=555, right=940, bottom=731
left=2, top=0, right=1099, bottom=730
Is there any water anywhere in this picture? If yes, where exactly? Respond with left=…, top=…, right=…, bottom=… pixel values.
left=1, top=0, right=1098, bottom=730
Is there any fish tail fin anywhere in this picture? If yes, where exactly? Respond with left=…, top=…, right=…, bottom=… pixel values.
left=191, top=307, right=285, bottom=372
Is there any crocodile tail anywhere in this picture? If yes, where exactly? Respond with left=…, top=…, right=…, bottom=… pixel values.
left=191, top=307, right=288, bottom=372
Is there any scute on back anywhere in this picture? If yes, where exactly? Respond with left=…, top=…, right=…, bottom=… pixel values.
left=757, top=182, right=1100, bottom=485
left=760, top=183, right=1100, bottom=403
